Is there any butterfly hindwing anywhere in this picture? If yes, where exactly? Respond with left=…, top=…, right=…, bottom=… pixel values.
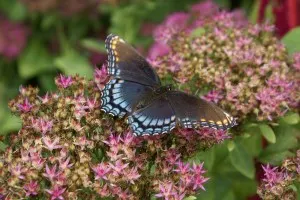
left=101, top=79, right=153, bottom=117
left=105, top=34, right=161, bottom=86
left=167, top=91, right=236, bottom=130
left=127, top=96, right=176, bottom=136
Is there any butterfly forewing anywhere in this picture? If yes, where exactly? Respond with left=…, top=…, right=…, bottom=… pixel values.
left=105, top=34, right=161, bottom=86
left=127, top=96, right=176, bottom=136
left=167, top=91, right=236, bottom=130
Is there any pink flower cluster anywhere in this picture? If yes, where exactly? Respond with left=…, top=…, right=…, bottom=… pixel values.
left=258, top=151, right=300, bottom=199
left=261, top=164, right=285, bottom=188
left=0, top=15, right=30, bottom=59
left=92, top=132, right=209, bottom=200
left=148, top=0, right=247, bottom=60
left=146, top=0, right=299, bottom=121
left=256, top=75, right=299, bottom=120
left=1, top=72, right=217, bottom=199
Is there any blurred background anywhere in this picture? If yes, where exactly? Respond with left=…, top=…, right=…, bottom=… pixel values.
left=0, top=0, right=299, bottom=199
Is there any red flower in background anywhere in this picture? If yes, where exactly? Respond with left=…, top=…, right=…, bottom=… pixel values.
left=258, top=0, right=300, bottom=37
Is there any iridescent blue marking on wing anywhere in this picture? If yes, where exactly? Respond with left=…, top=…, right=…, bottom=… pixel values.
left=127, top=96, right=176, bottom=136
left=101, top=79, right=153, bottom=117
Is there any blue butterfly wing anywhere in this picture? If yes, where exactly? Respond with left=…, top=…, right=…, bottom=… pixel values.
left=101, top=79, right=153, bottom=117
left=127, top=96, right=176, bottom=136
left=167, top=91, right=236, bottom=130
left=105, top=34, right=160, bottom=86
left=101, top=34, right=161, bottom=117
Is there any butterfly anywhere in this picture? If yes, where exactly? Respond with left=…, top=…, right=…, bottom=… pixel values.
left=101, top=34, right=237, bottom=136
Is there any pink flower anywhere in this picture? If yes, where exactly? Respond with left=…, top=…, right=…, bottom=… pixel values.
left=10, top=164, right=26, bottom=179
left=103, top=134, right=122, bottom=153
left=43, top=136, right=62, bottom=151
left=165, top=150, right=181, bottom=165
left=153, top=12, right=189, bottom=44
left=94, top=65, right=108, bottom=84
left=93, top=163, right=111, bottom=180
left=121, top=132, right=135, bottom=146
left=262, top=164, right=284, bottom=188
left=96, top=183, right=110, bottom=197
left=164, top=12, right=189, bottom=29
left=192, top=162, right=206, bottom=176
left=174, top=162, right=190, bottom=175
left=0, top=16, right=30, bottom=59
left=202, top=90, right=224, bottom=104
left=31, top=117, right=53, bottom=134
left=38, top=92, right=51, bottom=104
left=56, top=173, right=67, bottom=186
left=55, top=74, right=73, bottom=88
left=59, top=157, right=73, bottom=170
left=43, top=164, right=60, bottom=182
left=109, top=160, right=129, bottom=175
left=24, top=180, right=39, bottom=196
left=45, top=185, right=66, bottom=200
left=74, top=136, right=90, bottom=150
left=17, top=98, right=33, bottom=112
left=87, top=97, right=99, bottom=110
left=192, top=175, right=209, bottom=190
left=148, top=42, right=171, bottom=60
left=213, top=130, right=231, bottom=143
left=191, top=0, right=219, bottom=16
left=155, top=182, right=176, bottom=200
left=30, top=153, right=45, bottom=170
left=293, top=53, right=300, bottom=70
left=125, top=167, right=141, bottom=184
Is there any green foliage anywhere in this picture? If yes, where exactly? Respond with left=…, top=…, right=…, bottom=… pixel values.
left=258, top=117, right=299, bottom=165
left=282, top=27, right=300, bottom=55
left=18, top=39, right=54, bottom=79
left=229, top=141, right=255, bottom=179
left=54, top=50, right=93, bottom=78
left=259, top=124, right=276, bottom=143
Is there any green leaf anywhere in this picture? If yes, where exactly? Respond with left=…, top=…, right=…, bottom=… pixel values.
left=227, top=141, right=235, bottom=152
left=41, top=14, right=59, bottom=30
left=0, top=115, right=21, bottom=134
left=80, top=39, right=106, bottom=53
left=54, top=50, right=93, bottom=78
left=190, top=28, right=205, bottom=37
left=249, top=0, right=259, bottom=23
left=213, top=0, right=230, bottom=8
left=259, top=124, right=276, bottom=143
left=188, top=146, right=215, bottom=170
left=183, top=196, right=197, bottom=200
left=282, top=27, right=300, bottom=55
left=229, top=142, right=255, bottom=179
left=259, top=123, right=298, bottom=164
left=282, top=112, right=300, bottom=125
left=240, top=132, right=262, bottom=157
left=18, top=39, right=54, bottom=79
left=38, top=73, right=57, bottom=91
left=0, top=141, right=8, bottom=152
left=0, top=0, right=27, bottom=21
left=259, top=150, right=294, bottom=165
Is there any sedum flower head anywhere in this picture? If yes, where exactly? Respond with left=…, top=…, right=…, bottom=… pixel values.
left=2, top=71, right=216, bottom=199
left=258, top=150, right=300, bottom=199
left=148, top=1, right=299, bottom=122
